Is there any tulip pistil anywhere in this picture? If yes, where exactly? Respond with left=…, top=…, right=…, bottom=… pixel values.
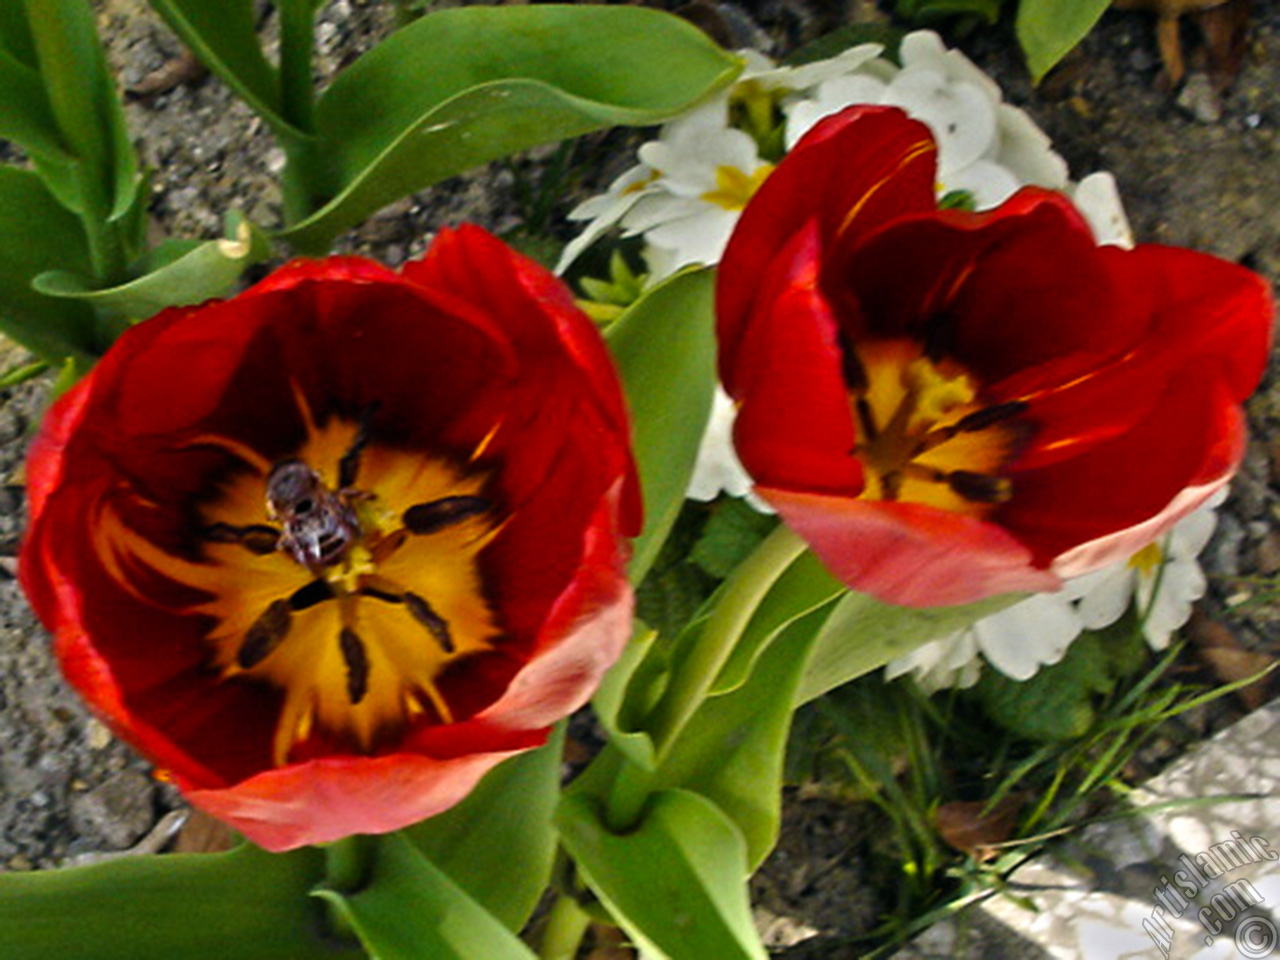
left=844, top=338, right=1028, bottom=517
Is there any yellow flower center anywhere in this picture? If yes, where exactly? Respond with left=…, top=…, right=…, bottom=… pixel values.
left=701, top=163, right=774, bottom=212
left=1128, top=541, right=1163, bottom=576
left=846, top=338, right=1029, bottom=517
left=95, top=387, right=503, bottom=765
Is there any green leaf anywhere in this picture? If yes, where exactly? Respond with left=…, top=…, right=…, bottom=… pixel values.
left=591, top=626, right=663, bottom=773
left=606, top=268, right=718, bottom=584
left=797, top=589, right=1025, bottom=704
left=690, top=500, right=777, bottom=579
left=283, top=5, right=741, bottom=249
left=711, top=550, right=842, bottom=697
left=0, top=46, right=72, bottom=165
left=0, top=843, right=361, bottom=960
left=0, top=167, right=96, bottom=363
left=314, top=833, right=537, bottom=960
left=23, top=0, right=141, bottom=222
left=1016, top=0, right=1111, bottom=83
left=655, top=606, right=827, bottom=868
left=974, top=632, right=1111, bottom=740
left=402, top=727, right=563, bottom=933
left=557, top=789, right=768, bottom=960
left=0, top=3, right=37, bottom=66
left=32, top=213, right=273, bottom=321
left=896, top=0, right=1003, bottom=24
left=146, top=0, right=290, bottom=134
left=973, top=615, right=1148, bottom=741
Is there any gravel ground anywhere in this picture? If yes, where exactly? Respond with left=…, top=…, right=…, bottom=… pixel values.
left=0, top=0, right=1276, bottom=954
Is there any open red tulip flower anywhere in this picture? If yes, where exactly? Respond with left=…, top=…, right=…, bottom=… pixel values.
left=718, top=106, right=1272, bottom=609
left=19, top=226, right=641, bottom=851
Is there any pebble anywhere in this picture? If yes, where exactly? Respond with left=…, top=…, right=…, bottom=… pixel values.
left=69, top=770, right=156, bottom=851
left=1256, top=530, right=1280, bottom=576
left=1176, top=73, right=1222, bottom=124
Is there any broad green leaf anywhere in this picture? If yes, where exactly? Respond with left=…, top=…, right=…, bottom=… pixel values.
left=0, top=3, right=37, bottom=66
left=0, top=167, right=96, bottom=363
left=656, top=607, right=826, bottom=867
left=0, top=47, right=71, bottom=164
left=711, top=549, right=842, bottom=696
left=0, top=843, right=360, bottom=960
left=32, top=213, right=273, bottom=321
left=402, top=727, right=563, bottom=932
left=145, top=0, right=290, bottom=134
left=591, top=625, right=661, bottom=771
left=314, top=833, right=537, bottom=960
left=1016, top=0, right=1111, bottom=83
left=283, top=5, right=741, bottom=249
left=797, top=589, right=1025, bottom=704
left=23, top=0, right=141, bottom=223
left=606, top=268, right=718, bottom=584
left=557, top=789, right=767, bottom=960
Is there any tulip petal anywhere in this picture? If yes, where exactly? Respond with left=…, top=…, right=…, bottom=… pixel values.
left=760, top=487, right=1059, bottom=608
left=20, top=229, right=639, bottom=849
left=718, top=106, right=938, bottom=381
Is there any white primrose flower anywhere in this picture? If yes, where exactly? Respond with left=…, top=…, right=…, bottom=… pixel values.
left=556, top=95, right=771, bottom=281
left=785, top=31, right=1069, bottom=210
left=885, top=494, right=1225, bottom=690
left=1071, top=171, right=1135, bottom=248
left=1072, top=489, right=1226, bottom=651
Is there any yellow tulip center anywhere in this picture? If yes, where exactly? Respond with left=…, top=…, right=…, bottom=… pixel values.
left=845, top=338, right=1029, bottom=517
left=95, top=386, right=502, bottom=765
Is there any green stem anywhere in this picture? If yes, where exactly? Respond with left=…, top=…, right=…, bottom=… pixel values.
left=325, top=835, right=375, bottom=893
left=322, top=834, right=377, bottom=942
left=603, top=758, right=655, bottom=833
left=538, top=892, right=592, bottom=960
left=644, top=525, right=806, bottom=760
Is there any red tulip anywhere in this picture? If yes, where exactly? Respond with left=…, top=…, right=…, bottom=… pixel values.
left=20, top=226, right=641, bottom=851
left=718, top=106, right=1271, bottom=608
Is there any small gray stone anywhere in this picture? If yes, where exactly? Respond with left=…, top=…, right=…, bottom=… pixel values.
left=68, top=770, right=156, bottom=851
left=1176, top=73, right=1222, bottom=125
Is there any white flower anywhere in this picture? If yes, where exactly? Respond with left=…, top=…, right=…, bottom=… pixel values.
left=556, top=96, right=771, bottom=281
left=685, top=387, right=773, bottom=513
left=1074, top=490, right=1224, bottom=650
left=1071, top=172, right=1135, bottom=248
left=886, top=494, right=1224, bottom=688
left=687, top=388, right=753, bottom=502
left=885, top=590, right=1085, bottom=692
left=784, top=31, right=1068, bottom=210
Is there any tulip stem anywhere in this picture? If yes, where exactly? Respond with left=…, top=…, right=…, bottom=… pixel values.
left=645, top=524, right=807, bottom=760
left=538, top=892, right=592, bottom=960
left=324, top=834, right=376, bottom=894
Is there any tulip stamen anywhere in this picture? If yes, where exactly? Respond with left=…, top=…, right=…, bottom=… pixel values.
left=239, top=599, right=293, bottom=669
left=201, top=522, right=281, bottom=555
left=845, top=338, right=1027, bottom=517
left=403, top=496, right=491, bottom=535
left=404, top=592, right=455, bottom=654
left=183, top=411, right=502, bottom=762
left=355, top=584, right=457, bottom=655
left=339, top=626, right=370, bottom=705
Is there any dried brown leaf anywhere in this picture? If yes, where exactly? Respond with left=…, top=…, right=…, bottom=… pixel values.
left=935, top=793, right=1026, bottom=861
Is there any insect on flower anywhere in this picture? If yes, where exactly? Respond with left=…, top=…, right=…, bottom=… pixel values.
left=20, top=227, right=641, bottom=850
